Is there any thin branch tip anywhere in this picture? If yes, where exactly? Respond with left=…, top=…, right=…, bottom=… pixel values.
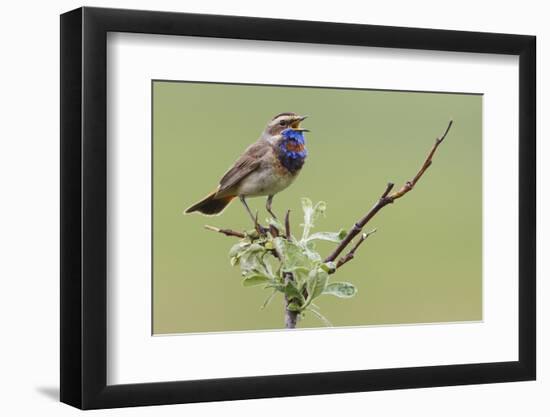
left=205, top=224, right=246, bottom=238
left=335, top=227, right=375, bottom=270
left=284, top=209, right=291, bottom=239
left=325, top=120, right=453, bottom=263
left=438, top=120, right=453, bottom=143
left=382, top=182, right=395, bottom=198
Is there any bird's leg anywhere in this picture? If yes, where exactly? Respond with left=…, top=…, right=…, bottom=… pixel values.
left=266, top=195, right=278, bottom=220
left=240, top=196, right=266, bottom=235
left=239, top=196, right=256, bottom=223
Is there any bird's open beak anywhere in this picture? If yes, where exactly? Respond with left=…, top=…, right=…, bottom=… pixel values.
left=291, top=115, right=310, bottom=132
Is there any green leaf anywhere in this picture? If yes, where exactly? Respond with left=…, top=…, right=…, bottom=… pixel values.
left=242, top=274, right=271, bottom=287
left=320, top=261, right=337, bottom=273
left=287, top=302, right=302, bottom=312
left=307, top=307, right=333, bottom=327
left=313, top=201, right=327, bottom=217
left=238, top=243, right=269, bottom=275
left=306, top=229, right=347, bottom=243
left=245, top=229, right=260, bottom=239
left=260, top=289, right=278, bottom=310
left=301, top=197, right=313, bottom=216
left=309, top=302, right=321, bottom=311
left=281, top=266, right=310, bottom=285
left=247, top=243, right=265, bottom=253
left=306, top=268, right=329, bottom=302
left=300, top=199, right=327, bottom=241
left=265, top=283, right=285, bottom=292
left=282, top=265, right=310, bottom=275
left=229, top=241, right=250, bottom=258
left=262, top=253, right=276, bottom=277
left=302, top=245, right=322, bottom=263
left=273, top=237, right=313, bottom=272
left=323, top=282, right=357, bottom=298
left=284, top=281, right=306, bottom=303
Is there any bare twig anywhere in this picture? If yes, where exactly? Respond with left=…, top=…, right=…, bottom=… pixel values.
left=204, top=225, right=246, bottom=238
left=325, top=120, right=453, bottom=263
left=336, top=228, right=377, bottom=269
left=285, top=210, right=291, bottom=240
left=388, top=120, right=454, bottom=200
left=380, top=182, right=395, bottom=199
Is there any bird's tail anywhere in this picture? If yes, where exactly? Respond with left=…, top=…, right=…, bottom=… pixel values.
left=184, top=191, right=236, bottom=216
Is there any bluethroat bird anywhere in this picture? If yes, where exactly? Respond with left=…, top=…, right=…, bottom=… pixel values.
left=185, top=112, right=309, bottom=222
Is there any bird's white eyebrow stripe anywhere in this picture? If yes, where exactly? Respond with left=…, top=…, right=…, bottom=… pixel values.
left=271, top=112, right=297, bottom=121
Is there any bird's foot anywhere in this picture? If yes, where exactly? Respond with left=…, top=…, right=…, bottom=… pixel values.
left=266, top=196, right=278, bottom=221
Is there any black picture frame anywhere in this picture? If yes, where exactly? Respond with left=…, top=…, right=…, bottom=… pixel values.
left=60, top=6, right=536, bottom=410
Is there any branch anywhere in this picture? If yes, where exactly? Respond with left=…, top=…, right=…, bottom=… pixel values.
left=325, top=120, right=453, bottom=263
left=204, top=225, right=246, bottom=239
left=285, top=210, right=291, bottom=240
left=388, top=119, right=454, bottom=200
left=336, top=228, right=377, bottom=269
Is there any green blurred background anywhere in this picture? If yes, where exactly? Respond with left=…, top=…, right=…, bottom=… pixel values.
left=152, top=80, right=482, bottom=334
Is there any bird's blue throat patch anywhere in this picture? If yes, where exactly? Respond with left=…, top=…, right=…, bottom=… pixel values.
left=278, top=128, right=308, bottom=173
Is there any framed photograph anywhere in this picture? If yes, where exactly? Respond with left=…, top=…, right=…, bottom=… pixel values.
left=60, top=6, right=536, bottom=409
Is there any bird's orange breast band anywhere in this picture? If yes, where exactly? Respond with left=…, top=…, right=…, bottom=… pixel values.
left=285, top=142, right=305, bottom=152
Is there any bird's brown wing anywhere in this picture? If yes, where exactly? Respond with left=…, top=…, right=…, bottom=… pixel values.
left=216, top=140, right=269, bottom=194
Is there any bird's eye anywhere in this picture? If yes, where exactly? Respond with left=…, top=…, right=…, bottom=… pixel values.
left=279, top=120, right=287, bottom=126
